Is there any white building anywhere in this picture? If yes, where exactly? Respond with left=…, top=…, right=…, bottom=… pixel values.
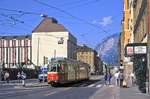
left=32, top=17, right=77, bottom=66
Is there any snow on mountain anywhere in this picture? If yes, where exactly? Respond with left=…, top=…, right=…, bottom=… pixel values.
left=95, top=34, right=119, bottom=65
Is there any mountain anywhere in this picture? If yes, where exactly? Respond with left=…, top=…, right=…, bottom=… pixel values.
left=95, top=34, right=120, bottom=65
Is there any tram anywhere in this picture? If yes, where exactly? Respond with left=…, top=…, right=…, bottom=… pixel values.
left=47, top=58, right=90, bottom=86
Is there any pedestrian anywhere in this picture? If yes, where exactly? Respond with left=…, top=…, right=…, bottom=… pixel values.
left=21, top=71, right=26, bottom=87
left=4, top=71, right=10, bottom=83
left=17, top=71, right=21, bottom=82
left=1, top=71, right=4, bottom=81
left=114, top=71, right=120, bottom=86
left=104, top=73, right=108, bottom=85
left=128, top=72, right=135, bottom=87
left=119, top=72, right=124, bottom=87
left=107, top=72, right=112, bottom=85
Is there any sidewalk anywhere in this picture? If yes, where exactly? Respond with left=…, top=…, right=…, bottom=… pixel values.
left=90, top=85, right=119, bottom=99
left=0, top=79, right=37, bottom=84
left=0, top=79, right=49, bottom=87
left=90, top=85, right=150, bottom=99
left=120, top=86, right=150, bottom=99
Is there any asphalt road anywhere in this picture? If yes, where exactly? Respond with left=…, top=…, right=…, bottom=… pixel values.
left=0, top=79, right=104, bottom=99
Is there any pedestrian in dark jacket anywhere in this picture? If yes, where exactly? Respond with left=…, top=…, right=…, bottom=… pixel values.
left=119, top=72, right=124, bottom=87
left=104, top=73, right=107, bottom=85
left=107, top=73, right=112, bottom=85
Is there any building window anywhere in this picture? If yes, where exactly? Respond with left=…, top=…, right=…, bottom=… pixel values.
left=128, top=19, right=130, bottom=29
left=127, top=0, right=129, bottom=9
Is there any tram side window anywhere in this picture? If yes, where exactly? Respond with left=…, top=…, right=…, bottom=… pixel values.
left=50, top=64, right=64, bottom=72
left=51, top=64, right=57, bottom=72
left=57, top=64, right=64, bottom=73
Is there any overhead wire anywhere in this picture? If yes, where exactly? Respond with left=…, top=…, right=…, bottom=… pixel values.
left=58, top=0, right=86, bottom=7
left=64, top=0, right=101, bottom=10
left=80, top=33, right=93, bottom=47
left=0, top=1, right=120, bottom=47
left=0, top=8, right=42, bottom=16
left=33, top=0, right=109, bottom=34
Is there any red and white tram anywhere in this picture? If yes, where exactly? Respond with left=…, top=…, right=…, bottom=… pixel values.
left=47, top=58, right=90, bottom=86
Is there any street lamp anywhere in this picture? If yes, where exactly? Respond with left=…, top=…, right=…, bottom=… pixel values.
left=40, top=14, right=48, bottom=18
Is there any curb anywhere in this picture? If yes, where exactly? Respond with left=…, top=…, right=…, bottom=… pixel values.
left=25, top=83, right=50, bottom=87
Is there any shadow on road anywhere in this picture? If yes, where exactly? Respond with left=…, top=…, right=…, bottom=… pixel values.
left=52, top=79, right=103, bottom=88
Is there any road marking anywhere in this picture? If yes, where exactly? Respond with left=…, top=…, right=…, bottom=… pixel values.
left=96, top=84, right=102, bottom=88
left=109, top=85, right=114, bottom=87
left=88, top=84, right=95, bottom=87
left=63, top=87, right=72, bottom=91
left=44, top=91, right=57, bottom=96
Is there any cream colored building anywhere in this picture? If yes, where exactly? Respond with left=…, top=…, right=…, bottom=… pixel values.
left=77, top=45, right=102, bottom=74
left=32, top=17, right=77, bottom=66
left=124, top=0, right=135, bottom=78
left=121, top=0, right=134, bottom=78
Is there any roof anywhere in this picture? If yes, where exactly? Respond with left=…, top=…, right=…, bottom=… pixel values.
left=0, top=35, right=31, bottom=40
left=32, top=17, right=68, bottom=33
left=77, top=45, right=96, bottom=52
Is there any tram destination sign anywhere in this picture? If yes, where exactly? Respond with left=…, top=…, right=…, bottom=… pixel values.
left=125, top=43, right=147, bottom=57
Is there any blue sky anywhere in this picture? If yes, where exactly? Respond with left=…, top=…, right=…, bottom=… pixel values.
left=0, top=0, right=123, bottom=48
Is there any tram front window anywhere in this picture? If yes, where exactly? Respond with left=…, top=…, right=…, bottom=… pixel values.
left=50, top=66, right=57, bottom=72
left=50, top=64, right=57, bottom=72
left=50, top=64, right=64, bottom=72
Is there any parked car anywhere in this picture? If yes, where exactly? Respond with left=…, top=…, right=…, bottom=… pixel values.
left=38, top=66, right=48, bottom=82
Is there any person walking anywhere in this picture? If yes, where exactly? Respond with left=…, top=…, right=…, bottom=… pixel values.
left=21, top=71, right=26, bottom=87
left=4, top=71, right=10, bottom=83
left=128, top=72, right=135, bottom=87
left=114, top=71, right=120, bottom=86
left=104, top=73, right=108, bottom=85
left=17, top=71, right=21, bottom=83
left=107, top=72, right=112, bottom=85
left=1, top=71, right=4, bottom=81
left=119, top=72, right=124, bottom=87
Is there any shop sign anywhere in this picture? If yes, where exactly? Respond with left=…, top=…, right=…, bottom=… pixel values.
left=125, top=43, right=147, bottom=57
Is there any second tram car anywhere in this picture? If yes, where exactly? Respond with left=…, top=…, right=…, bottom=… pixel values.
left=47, top=58, right=90, bottom=86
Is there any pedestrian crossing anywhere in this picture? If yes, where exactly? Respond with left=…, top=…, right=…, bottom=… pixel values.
left=75, top=83, right=104, bottom=88
left=87, top=84, right=103, bottom=88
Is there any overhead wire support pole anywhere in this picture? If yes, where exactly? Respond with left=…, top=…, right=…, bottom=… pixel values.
left=37, top=37, right=40, bottom=66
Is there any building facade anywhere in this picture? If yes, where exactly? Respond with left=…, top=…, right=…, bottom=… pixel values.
left=121, top=0, right=149, bottom=93
left=133, top=0, right=147, bottom=43
left=0, top=35, right=32, bottom=68
left=77, top=45, right=102, bottom=74
left=133, top=0, right=149, bottom=93
left=121, top=0, right=134, bottom=80
left=32, top=17, right=77, bottom=66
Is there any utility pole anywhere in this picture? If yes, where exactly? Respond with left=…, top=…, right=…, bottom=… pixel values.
left=37, top=38, right=40, bottom=66
left=54, top=49, right=56, bottom=59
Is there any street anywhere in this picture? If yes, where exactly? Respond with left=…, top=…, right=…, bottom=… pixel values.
left=0, top=78, right=104, bottom=99
left=0, top=76, right=150, bottom=99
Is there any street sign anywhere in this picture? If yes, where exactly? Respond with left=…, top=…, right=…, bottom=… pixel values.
left=134, top=46, right=147, bottom=54
left=125, top=43, right=147, bottom=57
left=126, top=46, right=134, bottom=56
